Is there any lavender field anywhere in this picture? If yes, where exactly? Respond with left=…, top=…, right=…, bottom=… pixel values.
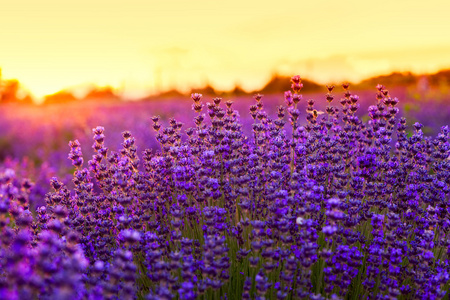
left=2, top=78, right=450, bottom=299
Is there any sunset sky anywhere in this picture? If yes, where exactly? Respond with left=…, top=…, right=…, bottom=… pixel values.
left=1, top=0, right=450, bottom=100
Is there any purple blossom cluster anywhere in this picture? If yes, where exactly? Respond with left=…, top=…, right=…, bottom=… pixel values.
left=2, top=76, right=450, bottom=299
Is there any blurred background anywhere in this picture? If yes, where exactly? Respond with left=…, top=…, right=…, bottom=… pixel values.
left=1, top=0, right=450, bottom=101
left=1, top=0, right=450, bottom=190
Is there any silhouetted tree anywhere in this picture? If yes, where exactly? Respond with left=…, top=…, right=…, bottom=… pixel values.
left=354, top=72, right=418, bottom=89
left=428, top=69, right=450, bottom=86
left=190, top=84, right=217, bottom=96
left=0, top=69, right=34, bottom=104
left=1, top=79, right=20, bottom=103
left=43, top=90, right=77, bottom=105
left=83, top=86, right=119, bottom=101
left=259, top=74, right=322, bottom=94
left=149, top=89, right=186, bottom=99
left=229, top=84, right=247, bottom=96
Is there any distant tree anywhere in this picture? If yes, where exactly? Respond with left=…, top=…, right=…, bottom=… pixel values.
left=83, top=86, right=119, bottom=101
left=229, top=84, right=247, bottom=96
left=152, top=89, right=185, bottom=99
left=19, top=94, right=34, bottom=105
left=428, top=69, right=450, bottom=86
left=190, top=84, right=217, bottom=96
left=0, top=69, right=34, bottom=104
left=355, top=72, right=418, bottom=89
left=259, top=74, right=322, bottom=94
left=43, top=90, right=77, bottom=105
left=0, top=79, right=20, bottom=103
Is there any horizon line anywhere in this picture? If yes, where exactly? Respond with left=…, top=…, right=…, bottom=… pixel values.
left=1, top=67, right=448, bottom=104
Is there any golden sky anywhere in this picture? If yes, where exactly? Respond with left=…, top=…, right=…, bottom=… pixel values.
left=1, top=0, right=450, bottom=100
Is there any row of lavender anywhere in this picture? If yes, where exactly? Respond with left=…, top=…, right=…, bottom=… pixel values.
left=1, top=77, right=450, bottom=299
left=1, top=86, right=449, bottom=173
left=2, top=87, right=447, bottom=212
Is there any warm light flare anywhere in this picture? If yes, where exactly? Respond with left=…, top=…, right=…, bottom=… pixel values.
left=1, top=0, right=450, bottom=101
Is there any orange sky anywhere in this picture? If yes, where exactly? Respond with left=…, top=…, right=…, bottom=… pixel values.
left=1, top=0, right=450, bottom=101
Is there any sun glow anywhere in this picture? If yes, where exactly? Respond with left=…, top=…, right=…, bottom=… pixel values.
left=1, top=0, right=450, bottom=101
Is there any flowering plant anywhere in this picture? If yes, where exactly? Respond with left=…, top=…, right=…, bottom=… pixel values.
left=1, top=76, right=450, bottom=299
